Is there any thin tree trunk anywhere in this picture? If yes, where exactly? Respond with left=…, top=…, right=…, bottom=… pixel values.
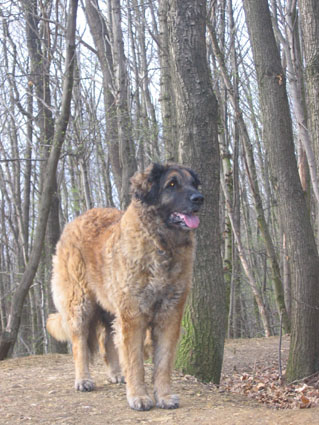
left=221, top=174, right=272, bottom=337
left=208, top=22, right=290, bottom=334
left=272, top=2, right=318, bottom=204
left=158, top=0, right=178, bottom=162
left=80, top=159, right=94, bottom=210
left=134, top=0, right=159, bottom=161
left=110, top=0, right=136, bottom=208
left=85, top=0, right=122, bottom=196
left=231, top=131, right=241, bottom=338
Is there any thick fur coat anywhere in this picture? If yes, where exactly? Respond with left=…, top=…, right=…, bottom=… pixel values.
left=47, top=163, right=204, bottom=411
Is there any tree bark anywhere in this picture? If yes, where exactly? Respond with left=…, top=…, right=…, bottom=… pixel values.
left=167, top=0, right=226, bottom=383
left=0, top=0, right=78, bottom=360
left=282, top=233, right=292, bottom=320
left=243, top=0, right=319, bottom=381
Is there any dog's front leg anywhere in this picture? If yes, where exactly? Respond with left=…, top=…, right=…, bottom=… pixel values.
left=152, top=308, right=184, bottom=409
left=117, top=315, right=154, bottom=411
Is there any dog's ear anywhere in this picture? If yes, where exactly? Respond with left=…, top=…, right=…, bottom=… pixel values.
left=130, top=163, right=165, bottom=205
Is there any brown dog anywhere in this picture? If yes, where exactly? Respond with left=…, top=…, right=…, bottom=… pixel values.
left=46, top=163, right=204, bottom=410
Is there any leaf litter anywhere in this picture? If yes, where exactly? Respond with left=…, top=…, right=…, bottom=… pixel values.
left=219, top=335, right=319, bottom=409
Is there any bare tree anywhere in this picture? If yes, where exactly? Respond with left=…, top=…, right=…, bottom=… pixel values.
left=85, top=0, right=136, bottom=209
left=271, top=1, right=319, bottom=204
left=243, top=0, right=319, bottom=382
left=208, top=17, right=290, bottom=334
left=0, top=0, right=79, bottom=360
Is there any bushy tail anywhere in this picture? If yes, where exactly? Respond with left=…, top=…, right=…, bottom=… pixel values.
left=46, top=313, right=69, bottom=342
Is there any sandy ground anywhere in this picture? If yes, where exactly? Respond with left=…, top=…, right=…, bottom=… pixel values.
left=1, top=335, right=318, bottom=425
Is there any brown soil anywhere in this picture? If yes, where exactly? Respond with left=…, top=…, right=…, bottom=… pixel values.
left=1, top=335, right=318, bottom=425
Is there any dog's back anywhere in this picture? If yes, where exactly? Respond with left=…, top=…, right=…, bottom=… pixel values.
left=49, top=207, right=122, bottom=314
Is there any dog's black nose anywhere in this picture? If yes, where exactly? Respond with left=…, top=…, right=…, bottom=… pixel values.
left=190, top=193, right=204, bottom=205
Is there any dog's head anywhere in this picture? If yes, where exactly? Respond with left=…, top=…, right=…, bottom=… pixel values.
left=130, top=163, right=204, bottom=230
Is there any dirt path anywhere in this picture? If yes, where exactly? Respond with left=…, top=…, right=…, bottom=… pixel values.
left=1, top=337, right=318, bottom=425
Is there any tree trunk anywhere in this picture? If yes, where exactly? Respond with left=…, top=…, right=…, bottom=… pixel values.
left=243, top=0, right=319, bottom=381
left=85, top=0, right=122, bottom=197
left=0, top=0, right=78, bottom=360
left=167, top=0, right=226, bottom=383
left=85, top=0, right=137, bottom=208
left=110, top=0, right=137, bottom=208
left=298, top=0, right=319, bottom=169
left=158, top=0, right=178, bottom=162
left=272, top=4, right=318, bottom=205
left=230, top=130, right=241, bottom=339
left=298, top=0, right=319, bottom=226
left=132, top=0, right=159, bottom=162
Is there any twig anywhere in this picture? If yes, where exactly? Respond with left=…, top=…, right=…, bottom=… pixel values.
left=278, top=311, right=283, bottom=381
left=288, top=371, right=319, bottom=386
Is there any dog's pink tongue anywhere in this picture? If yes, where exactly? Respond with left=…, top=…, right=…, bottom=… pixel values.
left=183, top=214, right=200, bottom=229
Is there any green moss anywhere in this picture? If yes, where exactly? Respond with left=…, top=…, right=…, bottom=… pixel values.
left=175, top=303, right=224, bottom=384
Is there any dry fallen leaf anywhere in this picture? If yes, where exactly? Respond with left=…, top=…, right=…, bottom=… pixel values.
left=300, top=395, right=311, bottom=409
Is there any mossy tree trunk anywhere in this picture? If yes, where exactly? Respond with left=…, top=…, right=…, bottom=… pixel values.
left=167, top=0, right=226, bottom=383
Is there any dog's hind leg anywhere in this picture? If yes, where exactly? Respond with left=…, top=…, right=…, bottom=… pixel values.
left=97, top=317, right=124, bottom=384
left=52, top=232, right=96, bottom=392
left=69, top=304, right=96, bottom=391
left=72, top=327, right=95, bottom=392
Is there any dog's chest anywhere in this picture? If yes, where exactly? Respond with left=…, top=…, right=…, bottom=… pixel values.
left=134, top=249, right=188, bottom=315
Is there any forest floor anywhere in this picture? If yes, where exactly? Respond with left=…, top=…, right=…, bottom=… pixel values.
left=1, top=335, right=319, bottom=425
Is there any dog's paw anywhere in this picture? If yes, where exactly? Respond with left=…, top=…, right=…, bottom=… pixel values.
left=155, top=393, right=179, bottom=409
left=75, top=379, right=95, bottom=392
left=127, top=394, right=154, bottom=411
left=107, top=373, right=125, bottom=384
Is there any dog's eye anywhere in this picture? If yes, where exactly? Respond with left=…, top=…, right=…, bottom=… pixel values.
left=167, top=179, right=179, bottom=189
left=166, top=177, right=179, bottom=190
left=166, top=177, right=178, bottom=189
